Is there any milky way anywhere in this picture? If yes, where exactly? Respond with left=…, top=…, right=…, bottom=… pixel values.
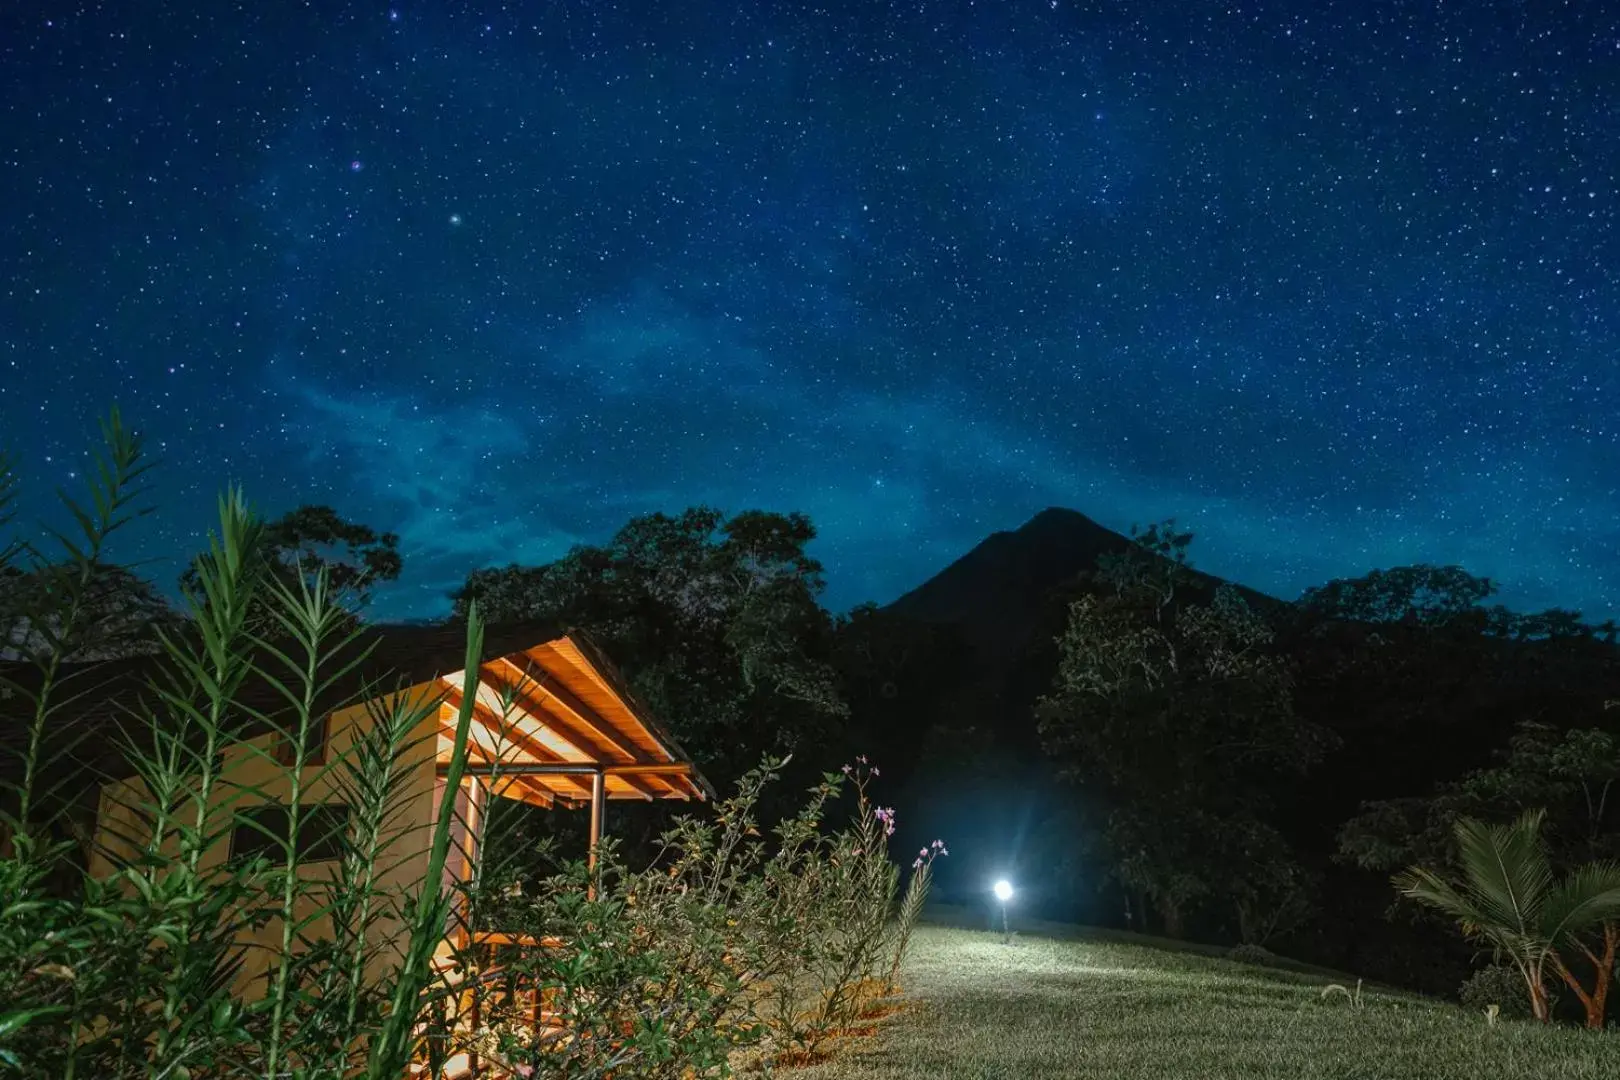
left=3, top=3, right=1616, bottom=618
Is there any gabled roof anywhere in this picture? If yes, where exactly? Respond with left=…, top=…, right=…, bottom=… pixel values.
left=435, top=630, right=711, bottom=804
left=0, top=622, right=712, bottom=802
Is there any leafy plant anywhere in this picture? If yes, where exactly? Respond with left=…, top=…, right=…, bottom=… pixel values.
left=436, top=753, right=927, bottom=1077
left=1394, top=810, right=1620, bottom=1027
left=886, top=839, right=947, bottom=992
left=1459, top=963, right=1537, bottom=1021
left=0, top=411, right=482, bottom=1077
left=789, top=761, right=897, bottom=1056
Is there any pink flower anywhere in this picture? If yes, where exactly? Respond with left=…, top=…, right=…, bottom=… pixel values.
left=913, top=857, right=924, bottom=869
left=874, top=807, right=896, bottom=836
left=857, top=754, right=868, bottom=764
left=841, top=763, right=852, bottom=774
left=919, top=848, right=929, bottom=858
left=871, top=767, right=881, bottom=777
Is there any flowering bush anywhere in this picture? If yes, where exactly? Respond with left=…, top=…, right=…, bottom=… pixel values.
left=789, top=758, right=900, bottom=1056
left=440, top=764, right=789, bottom=1079
left=442, top=755, right=942, bottom=1076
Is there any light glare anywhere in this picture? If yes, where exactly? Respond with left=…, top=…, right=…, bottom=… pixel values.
left=993, top=879, right=1014, bottom=902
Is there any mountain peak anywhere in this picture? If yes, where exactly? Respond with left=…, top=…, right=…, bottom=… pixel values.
left=884, top=507, right=1273, bottom=669
left=1025, top=506, right=1104, bottom=528
left=883, top=507, right=1134, bottom=661
left=1008, top=506, right=1118, bottom=544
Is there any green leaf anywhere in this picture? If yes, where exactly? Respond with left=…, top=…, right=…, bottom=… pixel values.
left=0, top=1005, right=68, bottom=1039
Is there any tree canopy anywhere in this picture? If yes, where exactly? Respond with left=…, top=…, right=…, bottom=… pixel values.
left=178, top=503, right=401, bottom=630
left=454, top=507, right=846, bottom=784
left=1339, top=720, right=1620, bottom=875
left=1037, top=523, right=1334, bottom=939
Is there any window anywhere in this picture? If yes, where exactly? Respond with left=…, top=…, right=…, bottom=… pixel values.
left=230, top=804, right=350, bottom=864
left=273, top=713, right=331, bottom=767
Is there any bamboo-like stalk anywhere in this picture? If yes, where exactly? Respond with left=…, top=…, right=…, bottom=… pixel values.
left=256, top=563, right=346, bottom=1078
left=328, top=688, right=438, bottom=1068
left=145, top=488, right=264, bottom=1076
left=5, top=410, right=151, bottom=836
left=365, top=605, right=485, bottom=1079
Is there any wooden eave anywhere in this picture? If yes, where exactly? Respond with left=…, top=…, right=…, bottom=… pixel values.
left=430, top=633, right=710, bottom=808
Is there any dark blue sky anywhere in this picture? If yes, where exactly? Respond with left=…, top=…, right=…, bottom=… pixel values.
left=3, top=2, right=1617, bottom=620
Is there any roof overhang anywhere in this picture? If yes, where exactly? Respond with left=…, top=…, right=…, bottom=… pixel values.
left=430, top=632, right=712, bottom=808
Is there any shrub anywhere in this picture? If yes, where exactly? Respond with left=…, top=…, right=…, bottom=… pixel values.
left=443, top=762, right=792, bottom=1079
left=1226, top=942, right=1276, bottom=966
left=1459, top=963, right=1537, bottom=1020
left=442, top=755, right=932, bottom=1075
left=789, top=759, right=899, bottom=1057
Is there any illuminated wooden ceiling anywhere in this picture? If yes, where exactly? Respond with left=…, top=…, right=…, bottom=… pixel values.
left=432, top=634, right=710, bottom=809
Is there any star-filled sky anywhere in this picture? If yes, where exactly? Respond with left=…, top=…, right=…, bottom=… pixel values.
left=3, top=2, right=1617, bottom=620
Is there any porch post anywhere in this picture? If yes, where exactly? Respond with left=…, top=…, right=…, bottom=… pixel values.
left=587, top=768, right=605, bottom=899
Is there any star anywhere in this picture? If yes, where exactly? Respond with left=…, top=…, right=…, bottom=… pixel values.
left=0, top=0, right=1612, bottom=623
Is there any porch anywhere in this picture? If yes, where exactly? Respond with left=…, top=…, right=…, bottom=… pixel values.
left=417, top=630, right=713, bottom=1077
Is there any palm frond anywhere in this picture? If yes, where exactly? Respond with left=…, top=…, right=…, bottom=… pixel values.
left=1450, top=811, right=1553, bottom=938
left=1538, top=861, right=1620, bottom=945
left=1394, top=865, right=1487, bottom=931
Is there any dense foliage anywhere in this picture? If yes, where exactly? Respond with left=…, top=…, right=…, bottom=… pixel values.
left=446, top=758, right=925, bottom=1077
left=0, top=416, right=934, bottom=1076
left=177, top=502, right=404, bottom=635
left=1036, top=522, right=1333, bottom=940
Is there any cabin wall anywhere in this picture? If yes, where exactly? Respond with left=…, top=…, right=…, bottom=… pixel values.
left=86, top=685, right=445, bottom=998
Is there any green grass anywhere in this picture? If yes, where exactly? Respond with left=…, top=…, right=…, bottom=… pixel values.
left=793, top=923, right=1620, bottom=1079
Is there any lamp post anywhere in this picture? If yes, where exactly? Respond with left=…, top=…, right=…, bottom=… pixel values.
left=993, top=879, right=1014, bottom=944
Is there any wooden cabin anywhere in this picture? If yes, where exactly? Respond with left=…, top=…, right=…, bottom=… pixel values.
left=61, top=623, right=712, bottom=1029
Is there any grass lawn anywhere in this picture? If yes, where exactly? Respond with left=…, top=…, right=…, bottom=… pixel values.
left=793, top=922, right=1620, bottom=1079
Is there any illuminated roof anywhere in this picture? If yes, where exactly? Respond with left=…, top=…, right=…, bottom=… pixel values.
left=433, top=632, right=710, bottom=806
left=2, top=621, right=713, bottom=806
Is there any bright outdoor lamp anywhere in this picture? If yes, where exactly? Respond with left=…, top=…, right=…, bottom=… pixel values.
left=992, top=879, right=1014, bottom=943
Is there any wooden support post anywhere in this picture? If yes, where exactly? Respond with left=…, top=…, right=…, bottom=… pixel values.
left=587, top=768, right=605, bottom=900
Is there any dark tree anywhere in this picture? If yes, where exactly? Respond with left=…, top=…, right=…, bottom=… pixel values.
left=1038, top=523, right=1333, bottom=939
left=180, top=504, right=401, bottom=625
left=454, top=507, right=845, bottom=785
left=1339, top=719, right=1620, bottom=874
left=1, top=563, right=177, bottom=661
left=1298, top=565, right=1498, bottom=627
left=258, top=504, right=402, bottom=599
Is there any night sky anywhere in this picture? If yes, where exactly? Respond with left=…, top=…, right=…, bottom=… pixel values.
left=3, top=2, right=1617, bottom=620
